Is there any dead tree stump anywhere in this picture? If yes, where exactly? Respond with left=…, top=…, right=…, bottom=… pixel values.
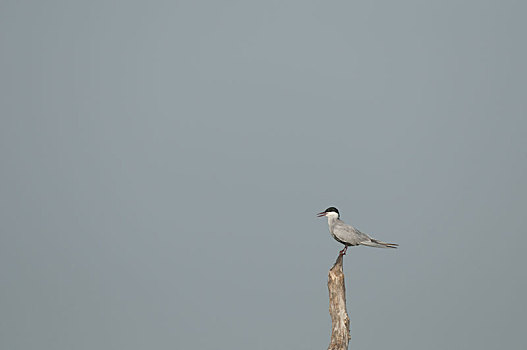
left=327, top=254, right=351, bottom=350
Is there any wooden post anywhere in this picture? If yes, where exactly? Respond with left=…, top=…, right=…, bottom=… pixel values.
left=327, top=254, right=351, bottom=350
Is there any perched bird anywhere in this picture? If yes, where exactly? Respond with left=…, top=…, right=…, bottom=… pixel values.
left=317, top=207, right=398, bottom=255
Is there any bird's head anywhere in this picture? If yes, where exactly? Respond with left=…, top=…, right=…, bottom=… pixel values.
left=317, top=207, right=340, bottom=219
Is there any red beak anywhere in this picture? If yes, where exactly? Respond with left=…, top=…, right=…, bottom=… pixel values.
left=316, top=211, right=327, bottom=217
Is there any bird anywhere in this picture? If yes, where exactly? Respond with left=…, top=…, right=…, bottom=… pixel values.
left=317, top=207, right=398, bottom=255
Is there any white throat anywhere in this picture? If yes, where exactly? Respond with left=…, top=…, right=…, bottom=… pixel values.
left=325, top=212, right=339, bottom=226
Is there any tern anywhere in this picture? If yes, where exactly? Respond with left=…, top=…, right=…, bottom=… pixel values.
left=317, top=207, right=398, bottom=255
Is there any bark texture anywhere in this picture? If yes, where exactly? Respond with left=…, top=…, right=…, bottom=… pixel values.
left=327, top=254, right=350, bottom=350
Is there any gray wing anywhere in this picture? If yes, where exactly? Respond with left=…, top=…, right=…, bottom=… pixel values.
left=332, top=220, right=372, bottom=246
left=333, top=220, right=399, bottom=249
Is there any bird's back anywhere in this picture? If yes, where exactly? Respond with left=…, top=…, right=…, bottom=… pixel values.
left=330, top=219, right=371, bottom=246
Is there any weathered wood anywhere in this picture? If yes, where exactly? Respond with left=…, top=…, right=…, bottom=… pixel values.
left=327, top=254, right=350, bottom=350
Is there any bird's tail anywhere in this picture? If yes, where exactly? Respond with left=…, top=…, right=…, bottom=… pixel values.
left=361, top=239, right=398, bottom=249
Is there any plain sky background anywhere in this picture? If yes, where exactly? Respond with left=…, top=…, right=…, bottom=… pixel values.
left=1, top=1, right=526, bottom=349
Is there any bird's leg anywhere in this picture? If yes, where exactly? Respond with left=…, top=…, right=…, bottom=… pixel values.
left=339, top=246, right=348, bottom=256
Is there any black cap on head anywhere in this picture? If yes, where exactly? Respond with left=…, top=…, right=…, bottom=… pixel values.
left=325, top=207, right=339, bottom=215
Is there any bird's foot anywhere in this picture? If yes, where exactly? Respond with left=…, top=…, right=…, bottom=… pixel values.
left=339, top=246, right=348, bottom=256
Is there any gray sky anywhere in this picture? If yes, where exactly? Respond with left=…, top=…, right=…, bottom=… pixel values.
left=1, top=1, right=526, bottom=349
